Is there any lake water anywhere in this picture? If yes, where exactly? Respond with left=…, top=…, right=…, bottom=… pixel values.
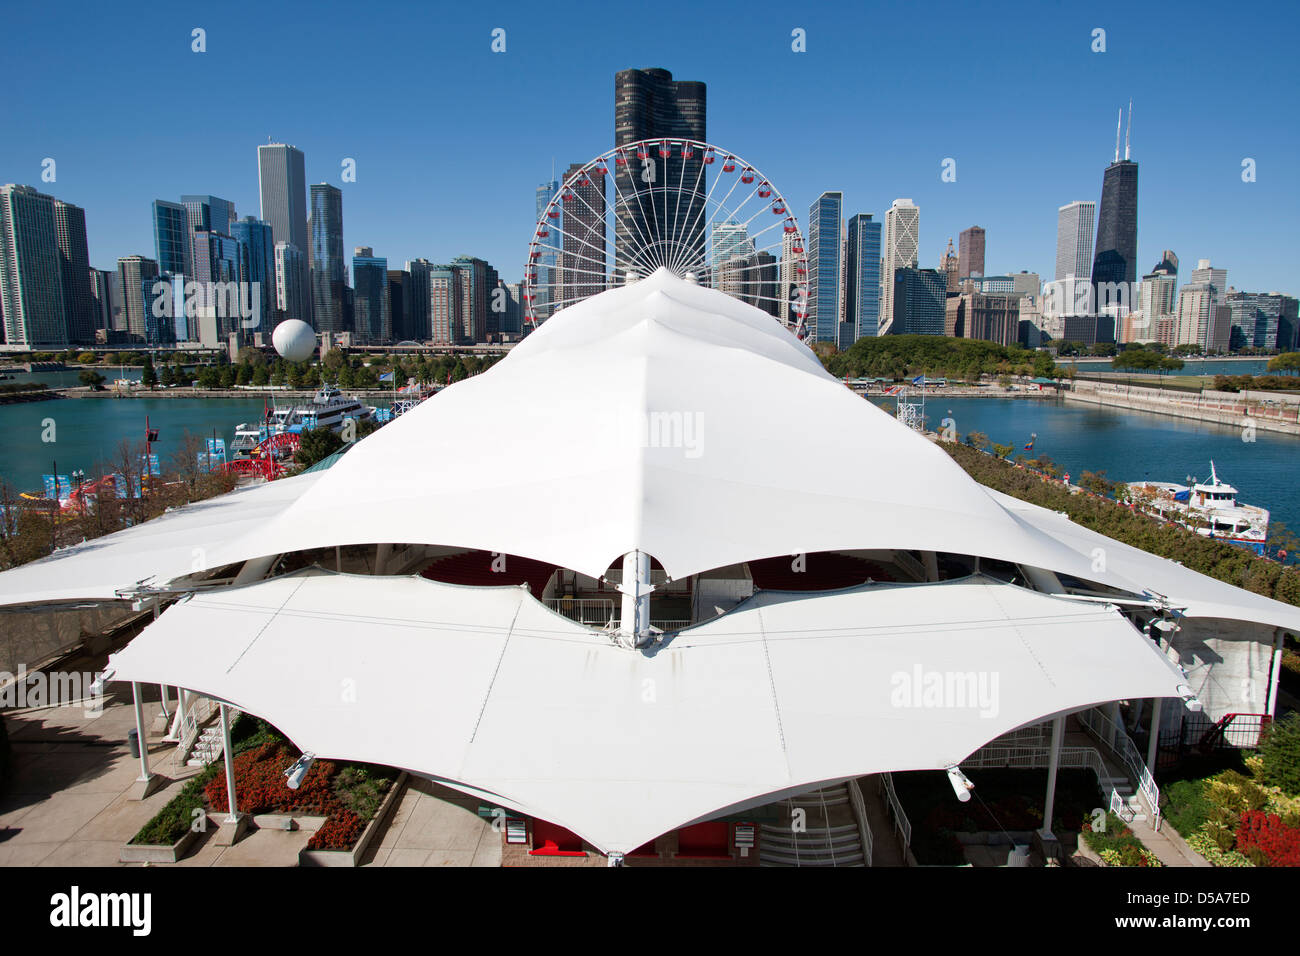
left=1066, top=358, right=1270, bottom=377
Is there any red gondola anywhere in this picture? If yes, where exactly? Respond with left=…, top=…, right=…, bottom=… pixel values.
left=681, top=144, right=694, bottom=158
left=771, top=201, right=786, bottom=215
left=782, top=222, right=797, bottom=234
left=791, top=244, right=804, bottom=254
left=615, top=153, right=629, bottom=166
left=757, top=181, right=772, bottom=198
left=536, top=228, right=549, bottom=239
left=658, top=140, right=672, bottom=158
left=703, top=149, right=716, bottom=165
left=637, top=145, right=651, bottom=160
left=546, top=208, right=560, bottom=219
left=562, top=190, right=576, bottom=202
left=740, top=167, right=755, bottom=184
left=722, top=157, right=736, bottom=173
left=594, top=163, right=608, bottom=176
left=579, top=177, right=592, bottom=187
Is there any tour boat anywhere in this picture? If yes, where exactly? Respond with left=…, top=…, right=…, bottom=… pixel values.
left=1126, top=462, right=1269, bottom=554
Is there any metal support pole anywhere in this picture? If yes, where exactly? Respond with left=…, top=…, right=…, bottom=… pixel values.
left=220, top=703, right=238, bottom=823
left=132, top=681, right=152, bottom=783
left=151, top=601, right=169, bottom=720
left=1146, top=698, right=1163, bottom=772
left=1040, top=715, right=1064, bottom=839
left=1265, top=628, right=1284, bottom=719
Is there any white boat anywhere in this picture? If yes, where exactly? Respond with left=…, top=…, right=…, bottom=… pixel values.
left=231, top=386, right=375, bottom=460
left=1126, top=462, right=1269, bottom=554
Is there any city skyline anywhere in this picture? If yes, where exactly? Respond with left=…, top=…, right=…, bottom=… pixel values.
left=2, top=0, right=1296, bottom=300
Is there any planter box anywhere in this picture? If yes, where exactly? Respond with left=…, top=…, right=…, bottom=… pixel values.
left=253, top=813, right=329, bottom=831
left=120, top=828, right=200, bottom=864
left=298, top=772, right=407, bottom=868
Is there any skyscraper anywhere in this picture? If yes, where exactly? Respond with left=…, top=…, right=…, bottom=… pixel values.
left=533, top=180, right=559, bottom=321
left=152, top=200, right=191, bottom=277
left=614, top=68, right=706, bottom=277
left=844, top=213, right=881, bottom=344
left=710, top=220, right=755, bottom=283
left=231, top=216, right=276, bottom=335
left=889, top=268, right=946, bottom=336
left=429, top=263, right=463, bottom=346
left=53, top=199, right=93, bottom=344
left=116, top=255, right=158, bottom=342
left=274, top=242, right=307, bottom=323
left=387, top=270, right=409, bottom=342
left=1091, top=105, right=1139, bottom=324
left=939, top=238, right=959, bottom=294
left=1190, top=259, right=1228, bottom=305
left=0, top=184, right=66, bottom=348
left=958, top=226, right=985, bottom=279
left=1054, top=201, right=1096, bottom=283
left=352, top=247, right=390, bottom=343
left=405, top=258, right=433, bottom=341
left=180, top=195, right=236, bottom=279
left=258, top=143, right=310, bottom=323
left=557, top=163, right=606, bottom=309
left=807, top=191, right=843, bottom=346
left=310, top=184, right=345, bottom=333
left=880, top=199, right=919, bottom=335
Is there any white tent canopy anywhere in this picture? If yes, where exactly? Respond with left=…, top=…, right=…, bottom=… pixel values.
left=107, top=570, right=1191, bottom=854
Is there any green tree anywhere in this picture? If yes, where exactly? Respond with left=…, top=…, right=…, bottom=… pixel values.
left=294, top=427, right=345, bottom=469
left=78, top=369, right=105, bottom=389
left=140, top=354, right=157, bottom=389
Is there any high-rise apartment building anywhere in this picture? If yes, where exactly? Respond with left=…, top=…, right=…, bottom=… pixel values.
left=533, top=180, right=560, bottom=321
left=258, top=143, right=310, bottom=323
left=405, top=259, right=433, bottom=341
left=1190, top=259, right=1228, bottom=306
left=53, top=199, right=93, bottom=344
left=310, top=184, right=346, bottom=333
left=429, top=264, right=464, bottom=346
left=844, top=213, right=881, bottom=344
left=274, top=242, right=307, bottom=323
left=0, top=184, right=67, bottom=348
left=180, top=195, right=236, bottom=281
left=1054, top=201, right=1095, bottom=281
left=958, top=226, right=985, bottom=279
left=614, top=68, right=706, bottom=278
left=879, top=199, right=919, bottom=335
left=1227, top=292, right=1299, bottom=351
left=152, top=200, right=191, bottom=277
left=116, top=255, right=158, bottom=342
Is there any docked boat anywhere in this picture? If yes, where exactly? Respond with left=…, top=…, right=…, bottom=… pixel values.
left=1125, top=462, right=1269, bottom=554
left=231, top=386, right=375, bottom=460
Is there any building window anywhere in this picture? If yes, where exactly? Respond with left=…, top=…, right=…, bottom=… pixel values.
left=675, top=821, right=731, bottom=859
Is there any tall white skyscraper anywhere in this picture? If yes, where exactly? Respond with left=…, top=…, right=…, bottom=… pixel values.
left=258, top=143, right=310, bottom=324
left=710, top=220, right=755, bottom=290
left=1190, top=259, right=1228, bottom=305
left=1054, top=201, right=1095, bottom=281
left=274, top=241, right=306, bottom=321
left=879, top=198, right=919, bottom=335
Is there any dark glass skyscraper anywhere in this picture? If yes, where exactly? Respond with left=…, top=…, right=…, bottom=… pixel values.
left=807, top=191, right=842, bottom=346
left=310, top=184, right=345, bottom=333
left=152, top=200, right=191, bottom=277
left=1091, top=110, right=1139, bottom=325
left=231, top=216, right=276, bottom=335
left=352, top=247, right=390, bottom=343
left=845, top=213, right=881, bottom=344
left=614, top=68, right=706, bottom=277
left=53, top=199, right=93, bottom=344
left=258, top=144, right=310, bottom=324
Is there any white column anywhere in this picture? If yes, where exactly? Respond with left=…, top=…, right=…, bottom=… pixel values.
left=619, top=550, right=652, bottom=645
left=1265, top=628, right=1284, bottom=718
left=132, top=681, right=152, bottom=783
left=152, top=601, right=169, bottom=719
left=220, top=703, right=239, bottom=823
left=1146, top=698, right=1163, bottom=772
left=1040, top=715, right=1064, bottom=839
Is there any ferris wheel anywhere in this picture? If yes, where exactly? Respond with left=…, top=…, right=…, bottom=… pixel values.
left=524, top=139, right=809, bottom=336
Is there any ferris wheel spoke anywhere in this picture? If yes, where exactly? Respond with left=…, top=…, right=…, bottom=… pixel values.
left=610, top=162, right=666, bottom=275
left=664, top=145, right=701, bottom=275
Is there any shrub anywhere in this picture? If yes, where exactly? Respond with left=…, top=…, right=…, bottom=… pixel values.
left=1259, top=714, right=1300, bottom=796
left=1234, top=810, right=1300, bottom=867
left=130, top=764, right=221, bottom=846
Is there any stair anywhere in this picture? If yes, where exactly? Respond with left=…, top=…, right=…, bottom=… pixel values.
left=186, top=725, right=225, bottom=767
left=1101, top=774, right=1147, bottom=824
left=760, top=785, right=866, bottom=867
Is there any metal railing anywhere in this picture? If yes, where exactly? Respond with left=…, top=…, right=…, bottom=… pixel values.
left=1078, top=707, right=1161, bottom=830
left=878, top=772, right=912, bottom=851
left=545, top=598, right=616, bottom=628
left=846, top=778, right=874, bottom=867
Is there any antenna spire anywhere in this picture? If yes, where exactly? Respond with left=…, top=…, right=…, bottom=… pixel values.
left=1124, top=99, right=1132, bottom=160
left=1114, top=108, right=1122, bottom=163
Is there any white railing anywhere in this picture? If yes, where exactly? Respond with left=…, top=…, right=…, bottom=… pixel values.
left=847, top=778, right=874, bottom=867
left=878, top=772, right=912, bottom=851
left=545, top=598, right=616, bottom=628
left=1078, top=707, right=1161, bottom=829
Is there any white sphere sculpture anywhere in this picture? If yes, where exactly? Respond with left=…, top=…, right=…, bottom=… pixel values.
left=272, top=319, right=316, bottom=362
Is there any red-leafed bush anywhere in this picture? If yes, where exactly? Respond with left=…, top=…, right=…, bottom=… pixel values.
left=1235, top=811, right=1300, bottom=867
left=308, top=811, right=365, bottom=850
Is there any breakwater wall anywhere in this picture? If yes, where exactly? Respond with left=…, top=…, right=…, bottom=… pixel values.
left=1064, top=379, right=1300, bottom=436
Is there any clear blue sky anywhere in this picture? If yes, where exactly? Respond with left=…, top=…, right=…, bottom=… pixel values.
left=4, top=0, right=1297, bottom=294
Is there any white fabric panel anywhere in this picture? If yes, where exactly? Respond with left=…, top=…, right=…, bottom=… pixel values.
left=195, top=272, right=1147, bottom=588
left=108, top=570, right=1189, bottom=854
left=988, top=488, right=1300, bottom=634
left=0, top=471, right=321, bottom=607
